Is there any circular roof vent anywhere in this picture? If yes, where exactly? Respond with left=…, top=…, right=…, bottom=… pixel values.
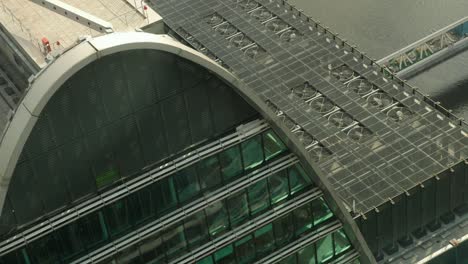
left=292, top=82, right=318, bottom=100
left=266, top=19, right=289, bottom=33
left=387, top=106, right=412, bottom=122
left=331, top=65, right=355, bottom=82
left=367, top=92, right=393, bottom=109
left=230, top=33, right=253, bottom=48
left=309, top=97, right=335, bottom=114
left=348, top=126, right=372, bottom=142
left=294, top=130, right=317, bottom=148
left=348, top=79, right=374, bottom=95
left=308, top=145, right=332, bottom=162
left=216, top=24, right=238, bottom=36
left=237, top=0, right=259, bottom=10
left=328, top=111, right=354, bottom=128
left=206, top=13, right=224, bottom=26
left=251, top=8, right=273, bottom=22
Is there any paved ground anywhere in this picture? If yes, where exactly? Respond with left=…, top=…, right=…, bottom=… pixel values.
left=0, top=0, right=157, bottom=66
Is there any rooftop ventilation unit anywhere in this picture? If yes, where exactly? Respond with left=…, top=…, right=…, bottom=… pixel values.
left=250, top=7, right=273, bottom=22
left=328, top=111, right=354, bottom=128
left=308, top=145, right=332, bottom=162
left=367, top=92, right=393, bottom=109
left=291, top=82, right=318, bottom=100
left=309, top=96, right=336, bottom=114
left=230, top=33, right=254, bottom=48
left=237, top=0, right=259, bottom=10
left=330, top=65, right=356, bottom=82
left=266, top=19, right=289, bottom=33
left=387, top=106, right=412, bottom=122
left=347, top=78, right=374, bottom=96
left=206, top=13, right=224, bottom=26
left=348, top=126, right=372, bottom=142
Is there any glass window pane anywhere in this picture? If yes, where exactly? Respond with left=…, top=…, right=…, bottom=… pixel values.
left=163, top=225, right=187, bottom=261
left=79, top=211, right=109, bottom=249
left=254, top=223, right=275, bottom=258
left=298, top=243, right=316, bottom=264
left=289, top=165, right=312, bottom=195
left=139, top=233, right=166, bottom=263
left=197, top=155, right=222, bottom=191
left=316, top=233, right=334, bottom=264
left=130, top=185, right=156, bottom=225
left=184, top=210, right=209, bottom=248
left=0, top=250, right=26, bottom=264
left=268, top=170, right=289, bottom=205
left=219, top=146, right=243, bottom=182
left=205, top=201, right=229, bottom=238
left=294, top=204, right=314, bottom=236
left=115, top=244, right=141, bottom=264
left=334, top=229, right=351, bottom=255
left=273, top=214, right=294, bottom=247
left=248, top=179, right=270, bottom=216
left=55, top=221, right=85, bottom=260
left=278, top=254, right=297, bottom=264
left=155, top=177, right=177, bottom=215
left=263, top=130, right=286, bottom=161
left=27, top=233, right=61, bottom=264
left=241, top=135, right=264, bottom=170
left=214, top=244, right=235, bottom=264
left=226, top=192, right=249, bottom=228
left=103, top=198, right=132, bottom=237
left=197, top=256, right=214, bottom=264
left=234, top=235, right=256, bottom=264
left=311, top=198, right=333, bottom=226
left=174, top=166, right=200, bottom=203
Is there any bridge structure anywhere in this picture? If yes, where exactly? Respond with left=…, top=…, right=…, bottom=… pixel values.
left=378, top=16, right=468, bottom=79
left=0, top=0, right=465, bottom=264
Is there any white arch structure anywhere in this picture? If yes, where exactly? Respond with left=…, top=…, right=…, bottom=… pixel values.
left=0, top=32, right=375, bottom=263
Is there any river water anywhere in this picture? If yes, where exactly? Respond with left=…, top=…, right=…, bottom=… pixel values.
left=290, top=0, right=468, bottom=121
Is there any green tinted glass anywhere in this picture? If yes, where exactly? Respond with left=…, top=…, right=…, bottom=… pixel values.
left=254, top=223, right=275, bottom=258
left=219, top=146, right=243, bottom=181
left=294, top=204, right=314, bottom=236
left=241, top=135, right=264, bottom=170
left=205, top=201, right=229, bottom=238
left=174, top=166, right=200, bottom=203
left=298, top=243, right=316, bottom=264
left=197, top=155, right=221, bottom=191
left=235, top=235, right=256, bottom=264
left=226, top=192, right=249, bottom=227
left=184, top=210, right=209, bottom=248
left=248, top=179, right=270, bottom=216
left=311, top=198, right=333, bottom=226
left=334, top=229, right=351, bottom=255
left=268, top=170, right=289, bottom=205
left=316, top=233, right=334, bottom=263
left=288, top=165, right=312, bottom=195
left=263, top=130, right=286, bottom=161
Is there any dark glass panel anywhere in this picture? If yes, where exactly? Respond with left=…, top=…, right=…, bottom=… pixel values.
left=103, top=199, right=132, bottom=237
left=234, top=235, right=256, bottom=264
left=163, top=225, right=187, bottom=261
left=139, top=234, right=166, bottom=264
left=184, top=210, right=209, bottom=249
left=26, top=233, right=61, bottom=264
left=55, top=221, right=85, bottom=260
left=294, top=203, right=314, bottom=236
left=129, top=185, right=156, bottom=225
left=174, top=166, right=200, bottom=203
left=197, top=256, right=214, bottom=264
left=263, top=130, right=286, bottom=161
left=273, top=214, right=294, bottom=247
left=154, top=177, right=177, bottom=215
left=241, top=135, right=264, bottom=170
left=254, top=223, right=275, bottom=258
left=288, top=165, right=312, bottom=195
left=268, top=170, right=289, bottom=205
left=205, top=201, right=229, bottom=238
left=248, top=179, right=270, bottom=216
left=197, top=155, right=222, bottom=191
left=311, top=198, right=333, bottom=226
left=278, top=254, right=297, bottom=264
left=115, top=244, right=141, bottom=264
left=0, top=250, right=27, bottom=264
left=226, top=192, right=249, bottom=228
left=214, top=244, right=235, bottom=264
left=334, top=229, right=351, bottom=256
left=219, top=146, right=243, bottom=182
left=298, top=243, right=316, bottom=264
left=79, top=212, right=109, bottom=250
left=316, top=233, right=334, bottom=264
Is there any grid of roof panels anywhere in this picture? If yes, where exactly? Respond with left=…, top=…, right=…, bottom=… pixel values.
left=151, top=0, right=467, bottom=214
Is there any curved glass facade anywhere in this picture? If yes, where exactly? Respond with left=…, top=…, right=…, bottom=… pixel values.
left=1, top=49, right=257, bottom=230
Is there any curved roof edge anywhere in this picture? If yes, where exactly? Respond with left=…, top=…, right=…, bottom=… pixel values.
left=0, top=32, right=375, bottom=263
